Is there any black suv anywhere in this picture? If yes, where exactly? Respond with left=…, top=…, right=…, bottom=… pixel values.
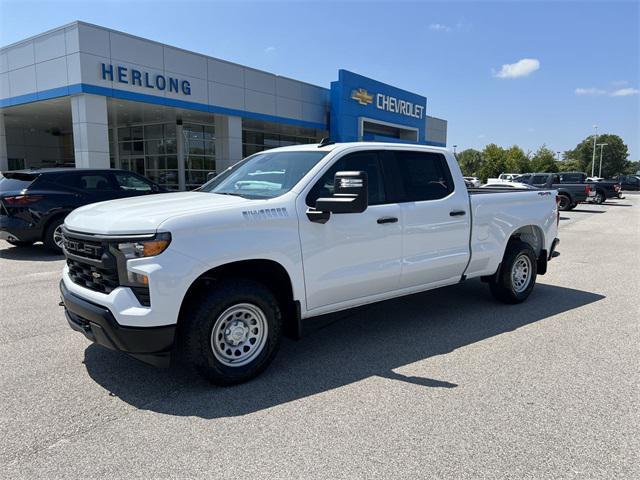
left=0, top=168, right=166, bottom=253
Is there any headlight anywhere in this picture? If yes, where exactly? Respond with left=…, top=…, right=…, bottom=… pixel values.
left=117, top=232, right=171, bottom=259
left=116, top=233, right=171, bottom=287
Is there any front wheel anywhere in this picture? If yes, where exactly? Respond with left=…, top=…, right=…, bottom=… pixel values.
left=490, top=240, right=538, bottom=304
left=182, top=279, right=282, bottom=386
left=43, top=217, right=65, bottom=253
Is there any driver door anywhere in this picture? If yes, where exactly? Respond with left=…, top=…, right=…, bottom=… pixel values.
left=296, top=150, right=402, bottom=312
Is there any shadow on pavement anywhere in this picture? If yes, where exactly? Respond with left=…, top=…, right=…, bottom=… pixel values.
left=570, top=209, right=606, bottom=213
left=0, top=243, right=63, bottom=262
left=83, top=280, right=604, bottom=419
left=602, top=203, right=633, bottom=207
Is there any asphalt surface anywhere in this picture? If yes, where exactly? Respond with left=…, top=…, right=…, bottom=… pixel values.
left=1, top=194, right=638, bottom=479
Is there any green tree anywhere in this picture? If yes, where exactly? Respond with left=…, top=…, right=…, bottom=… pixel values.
left=565, top=134, right=630, bottom=177
left=504, top=145, right=530, bottom=173
left=456, top=148, right=483, bottom=176
left=530, top=145, right=558, bottom=172
left=478, top=144, right=507, bottom=182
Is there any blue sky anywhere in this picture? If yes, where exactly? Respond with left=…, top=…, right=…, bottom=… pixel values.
left=1, top=0, right=638, bottom=158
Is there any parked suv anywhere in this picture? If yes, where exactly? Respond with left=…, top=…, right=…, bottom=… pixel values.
left=0, top=168, right=165, bottom=252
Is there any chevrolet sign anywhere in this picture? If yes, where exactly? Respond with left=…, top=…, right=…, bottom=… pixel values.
left=351, top=88, right=424, bottom=120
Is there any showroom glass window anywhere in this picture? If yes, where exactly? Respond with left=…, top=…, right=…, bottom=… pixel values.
left=242, top=119, right=327, bottom=157
left=182, top=123, right=216, bottom=190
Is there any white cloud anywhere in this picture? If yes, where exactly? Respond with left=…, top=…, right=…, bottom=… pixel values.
left=575, top=87, right=607, bottom=96
left=264, top=46, right=276, bottom=54
left=575, top=86, right=638, bottom=97
left=477, top=134, right=486, bottom=139
left=611, top=80, right=628, bottom=87
left=429, top=23, right=451, bottom=33
left=610, top=87, right=639, bottom=97
left=493, top=58, right=540, bottom=79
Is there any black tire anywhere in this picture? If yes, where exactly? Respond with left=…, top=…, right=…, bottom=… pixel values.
left=181, top=279, right=282, bottom=386
left=489, top=240, right=538, bottom=304
left=594, top=190, right=605, bottom=204
left=557, top=194, right=571, bottom=211
left=43, top=217, right=65, bottom=253
left=7, top=240, right=34, bottom=247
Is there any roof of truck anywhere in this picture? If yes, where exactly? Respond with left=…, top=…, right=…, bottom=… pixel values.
left=266, top=141, right=450, bottom=154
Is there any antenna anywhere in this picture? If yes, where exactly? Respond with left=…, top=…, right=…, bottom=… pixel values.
left=318, top=137, right=335, bottom=148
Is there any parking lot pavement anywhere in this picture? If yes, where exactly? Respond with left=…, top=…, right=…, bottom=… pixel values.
left=1, top=195, right=638, bottom=479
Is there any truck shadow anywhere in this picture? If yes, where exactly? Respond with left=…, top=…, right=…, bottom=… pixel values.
left=83, top=280, right=604, bottom=419
left=0, top=242, right=64, bottom=262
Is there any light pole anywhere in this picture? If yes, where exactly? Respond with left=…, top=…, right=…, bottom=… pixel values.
left=453, top=144, right=458, bottom=155
left=591, top=125, right=598, bottom=177
left=597, top=143, right=608, bottom=178
left=556, top=151, right=561, bottom=161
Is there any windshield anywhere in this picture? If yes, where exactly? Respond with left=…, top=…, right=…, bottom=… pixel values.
left=199, top=150, right=328, bottom=199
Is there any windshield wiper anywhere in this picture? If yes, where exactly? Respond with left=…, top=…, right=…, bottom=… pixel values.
left=213, top=191, right=246, bottom=197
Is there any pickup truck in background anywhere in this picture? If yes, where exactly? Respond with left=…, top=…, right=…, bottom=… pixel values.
left=59, top=142, right=559, bottom=385
left=557, top=171, right=622, bottom=204
left=615, top=175, right=640, bottom=191
left=515, top=173, right=593, bottom=210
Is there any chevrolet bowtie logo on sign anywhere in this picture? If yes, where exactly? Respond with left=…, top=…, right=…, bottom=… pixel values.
left=351, top=88, right=373, bottom=106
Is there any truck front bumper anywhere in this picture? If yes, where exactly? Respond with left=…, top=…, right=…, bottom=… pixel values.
left=60, top=280, right=175, bottom=367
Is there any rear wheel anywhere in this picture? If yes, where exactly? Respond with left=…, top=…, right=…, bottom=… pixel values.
left=490, top=240, right=538, bottom=304
left=594, top=190, right=605, bottom=204
left=557, top=194, right=571, bottom=211
left=182, top=279, right=282, bottom=386
left=43, top=218, right=65, bottom=253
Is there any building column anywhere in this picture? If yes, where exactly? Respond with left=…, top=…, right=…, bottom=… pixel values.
left=176, top=122, right=186, bottom=191
left=0, top=112, right=8, bottom=171
left=214, top=115, right=243, bottom=172
left=70, top=94, right=110, bottom=168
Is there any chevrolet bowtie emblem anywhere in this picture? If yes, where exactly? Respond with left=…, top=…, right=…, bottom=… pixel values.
left=351, top=88, right=373, bottom=106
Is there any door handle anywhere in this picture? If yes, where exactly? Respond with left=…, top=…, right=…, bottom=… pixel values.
left=377, top=216, right=398, bottom=224
left=449, top=210, right=466, bottom=216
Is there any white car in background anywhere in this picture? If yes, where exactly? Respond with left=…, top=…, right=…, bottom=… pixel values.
left=464, top=176, right=481, bottom=188
left=481, top=182, right=538, bottom=190
left=487, top=173, right=520, bottom=184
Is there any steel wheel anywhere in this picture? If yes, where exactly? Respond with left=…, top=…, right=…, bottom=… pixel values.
left=53, top=225, right=64, bottom=248
left=511, top=254, right=532, bottom=293
left=558, top=195, right=570, bottom=210
left=210, top=303, right=268, bottom=367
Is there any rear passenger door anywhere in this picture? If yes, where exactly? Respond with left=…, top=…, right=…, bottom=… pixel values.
left=386, top=150, right=471, bottom=289
left=57, top=173, right=120, bottom=204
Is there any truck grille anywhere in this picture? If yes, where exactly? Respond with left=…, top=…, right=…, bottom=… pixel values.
left=66, top=258, right=119, bottom=294
left=62, top=229, right=151, bottom=306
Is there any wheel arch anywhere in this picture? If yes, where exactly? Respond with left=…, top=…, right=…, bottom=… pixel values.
left=177, top=259, right=300, bottom=340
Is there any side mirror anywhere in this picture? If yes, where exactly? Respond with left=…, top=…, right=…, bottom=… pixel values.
left=307, top=171, right=368, bottom=223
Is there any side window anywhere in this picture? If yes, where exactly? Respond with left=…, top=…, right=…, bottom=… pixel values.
left=306, top=151, right=385, bottom=207
left=394, top=151, right=453, bottom=202
left=115, top=172, right=153, bottom=192
left=531, top=175, right=548, bottom=186
left=57, top=174, right=114, bottom=191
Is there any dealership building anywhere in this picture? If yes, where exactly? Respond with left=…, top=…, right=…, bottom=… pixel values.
left=0, top=21, right=447, bottom=190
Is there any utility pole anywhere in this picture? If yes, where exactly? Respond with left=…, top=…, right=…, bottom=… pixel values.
left=591, top=125, right=598, bottom=177
left=453, top=144, right=458, bottom=155
left=597, top=143, right=608, bottom=178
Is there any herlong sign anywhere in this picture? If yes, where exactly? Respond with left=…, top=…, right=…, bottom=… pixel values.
left=100, top=63, right=191, bottom=95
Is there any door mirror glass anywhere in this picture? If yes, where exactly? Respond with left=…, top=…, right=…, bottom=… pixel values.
left=315, top=171, right=369, bottom=214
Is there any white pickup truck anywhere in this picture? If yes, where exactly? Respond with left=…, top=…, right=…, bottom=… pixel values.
left=60, top=142, right=559, bottom=385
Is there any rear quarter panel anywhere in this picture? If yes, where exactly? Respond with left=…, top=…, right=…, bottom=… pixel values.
left=466, top=191, right=558, bottom=278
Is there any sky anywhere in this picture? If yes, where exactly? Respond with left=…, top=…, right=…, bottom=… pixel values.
left=1, top=0, right=638, bottom=159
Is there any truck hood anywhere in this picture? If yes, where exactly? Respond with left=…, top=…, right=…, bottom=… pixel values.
left=64, top=192, right=249, bottom=235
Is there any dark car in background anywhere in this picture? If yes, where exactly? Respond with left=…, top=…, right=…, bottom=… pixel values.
left=514, top=173, right=594, bottom=211
left=0, top=168, right=166, bottom=253
left=615, top=175, right=640, bottom=191
left=557, top=171, right=622, bottom=204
